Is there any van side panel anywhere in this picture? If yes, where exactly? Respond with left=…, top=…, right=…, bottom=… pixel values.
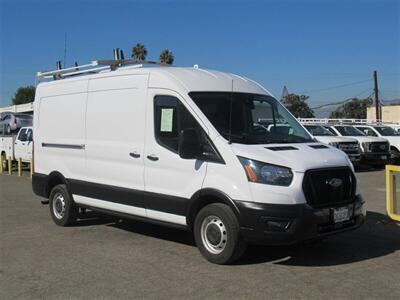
left=35, top=80, right=88, bottom=180
left=83, top=75, right=148, bottom=208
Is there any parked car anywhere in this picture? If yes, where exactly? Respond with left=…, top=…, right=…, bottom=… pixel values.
left=0, top=126, right=33, bottom=171
left=303, top=125, right=361, bottom=165
left=0, top=112, right=33, bottom=134
left=324, top=125, right=390, bottom=167
left=354, top=125, right=400, bottom=164
left=32, top=63, right=365, bottom=264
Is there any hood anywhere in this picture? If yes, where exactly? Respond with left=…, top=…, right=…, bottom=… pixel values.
left=315, top=136, right=358, bottom=144
left=351, top=136, right=389, bottom=143
left=230, top=143, right=350, bottom=173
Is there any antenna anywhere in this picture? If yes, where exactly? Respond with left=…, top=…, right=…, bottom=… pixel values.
left=63, top=32, right=67, bottom=68
left=228, top=79, right=234, bottom=144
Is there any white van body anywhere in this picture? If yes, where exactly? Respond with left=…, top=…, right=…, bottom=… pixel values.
left=32, top=65, right=365, bottom=264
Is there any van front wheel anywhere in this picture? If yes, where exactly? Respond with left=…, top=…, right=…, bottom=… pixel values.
left=49, top=184, right=78, bottom=226
left=194, top=203, right=246, bottom=264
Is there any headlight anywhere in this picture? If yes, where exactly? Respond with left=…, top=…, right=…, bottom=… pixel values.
left=362, top=142, right=371, bottom=152
left=238, top=157, right=293, bottom=186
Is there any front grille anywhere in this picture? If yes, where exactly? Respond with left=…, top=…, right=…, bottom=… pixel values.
left=370, top=142, right=389, bottom=153
left=338, top=142, right=359, bottom=153
left=303, top=167, right=356, bottom=208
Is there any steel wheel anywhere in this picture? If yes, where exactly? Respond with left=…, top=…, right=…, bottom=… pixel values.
left=52, top=192, right=66, bottom=220
left=200, top=215, right=228, bottom=255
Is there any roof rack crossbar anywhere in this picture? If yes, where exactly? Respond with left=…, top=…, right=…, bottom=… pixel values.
left=36, top=59, right=170, bottom=82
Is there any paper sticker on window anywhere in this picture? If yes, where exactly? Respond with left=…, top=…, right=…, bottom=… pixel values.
left=160, top=108, right=174, bottom=132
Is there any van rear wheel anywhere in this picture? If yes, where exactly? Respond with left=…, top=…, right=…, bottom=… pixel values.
left=49, top=184, right=78, bottom=226
left=194, top=203, right=246, bottom=264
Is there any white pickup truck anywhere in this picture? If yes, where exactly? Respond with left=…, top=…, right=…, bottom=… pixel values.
left=0, top=126, right=33, bottom=171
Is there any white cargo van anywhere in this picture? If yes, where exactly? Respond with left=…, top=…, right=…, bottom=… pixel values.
left=32, top=60, right=365, bottom=264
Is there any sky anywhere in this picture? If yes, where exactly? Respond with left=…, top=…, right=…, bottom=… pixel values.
left=0, top=0, right=399, bottom=116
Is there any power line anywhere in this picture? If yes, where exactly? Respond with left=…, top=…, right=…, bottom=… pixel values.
left=298, top=79, right=372, bottom=94
left=311, top=89, right=373, bottom=110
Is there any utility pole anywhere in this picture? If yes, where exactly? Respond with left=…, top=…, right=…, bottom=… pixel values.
left=373, top=70, right=380, bottom=121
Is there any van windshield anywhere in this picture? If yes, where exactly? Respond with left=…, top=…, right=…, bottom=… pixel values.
left=189, top=92, right=313, bottom=144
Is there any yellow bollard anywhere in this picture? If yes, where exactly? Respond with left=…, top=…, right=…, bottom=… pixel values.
left=386, top=165, right=400, bottom=222
left=8, top=156, right=12, bottom=175
left=18, top=158, right=22, bottom=177
left=30, top=159, right=34, bottom=178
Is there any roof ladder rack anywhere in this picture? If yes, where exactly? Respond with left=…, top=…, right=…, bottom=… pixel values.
left=37, top=48, right=171, bottom=82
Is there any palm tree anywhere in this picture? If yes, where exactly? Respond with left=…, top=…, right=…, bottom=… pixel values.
left=131, top=43, right=148, bottom=61
left=159, top=49, right=174, bottom=65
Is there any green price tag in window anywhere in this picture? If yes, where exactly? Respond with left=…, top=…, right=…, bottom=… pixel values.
left=160, top=108, right=174, bottom=132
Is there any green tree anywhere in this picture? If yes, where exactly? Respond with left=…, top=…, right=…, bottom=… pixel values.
left=131, top=43, right=148, bottom=61
left=159, top=49, right=174, bottom=64
left=11, top=86, right=36, bottom=105
left=281, top=93, right=314, bottom=118
left=329, top=97, right=373, bottom=119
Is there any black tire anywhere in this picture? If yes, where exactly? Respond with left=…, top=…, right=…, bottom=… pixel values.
left=194, top=203, right=246, bottom=264
left=49, top=184, right=78, bottom=226
left=1, top=153, right=8, bottom=172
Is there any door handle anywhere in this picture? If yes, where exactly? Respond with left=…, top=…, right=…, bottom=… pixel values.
left=147, top=154, right=159, bottom=161
left=129, top=152, right=141, bottom=158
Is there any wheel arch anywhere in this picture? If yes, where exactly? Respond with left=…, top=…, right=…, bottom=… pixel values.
left=186, top=188, right=240, bottom=230
left=45, top=171, right=68, bottom=198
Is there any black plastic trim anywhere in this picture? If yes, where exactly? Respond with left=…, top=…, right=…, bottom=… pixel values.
left=42, top=143, right=85, bottom=149
left=32, top=173, right=48, bottom=198
left=78, top=204, right=188, bottom=231
left=265, top=146, right=298, bottom=151
left=235, top=195, right=365, bottom=245
left=68, top=179, right=145, bottom=208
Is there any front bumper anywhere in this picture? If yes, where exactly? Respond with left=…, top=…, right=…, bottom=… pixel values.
left=361, top=152, right=390, bottom=165
left=347, top=153, right=361, bottom=163
left=235, top=195, right=365, bottom=245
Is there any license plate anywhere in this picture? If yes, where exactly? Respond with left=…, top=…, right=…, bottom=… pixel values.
left=381, top=155, right=387, bottom=160
left=333, top=207, right=350, bottom=223
left=350, top=156, right=356, bottom=161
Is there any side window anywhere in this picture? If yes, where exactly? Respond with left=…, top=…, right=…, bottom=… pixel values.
left=26, top=129, right=33, bottom=141
left=154, top=95, right=200, bottom=153
left=18, top=129, right=28, bottom=142
left=359, top=127, right=377, bottom=137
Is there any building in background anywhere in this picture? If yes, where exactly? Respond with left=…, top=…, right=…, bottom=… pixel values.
left=367, top=99, right=400, bottom=123
left=0, top=103, right=34, bottom=114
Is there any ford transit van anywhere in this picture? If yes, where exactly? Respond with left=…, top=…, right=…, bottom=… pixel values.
left=32, top=60, right=365, bottom=264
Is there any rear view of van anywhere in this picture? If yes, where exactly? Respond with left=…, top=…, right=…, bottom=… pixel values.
left=33, top=63, right=365, bottom=264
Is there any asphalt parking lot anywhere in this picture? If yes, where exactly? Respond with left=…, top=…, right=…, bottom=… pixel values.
left=1, top=169, right=400, bottom=299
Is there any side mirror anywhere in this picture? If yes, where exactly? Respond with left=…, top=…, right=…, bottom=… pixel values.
left=178, top=128, right=202, bottom=159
